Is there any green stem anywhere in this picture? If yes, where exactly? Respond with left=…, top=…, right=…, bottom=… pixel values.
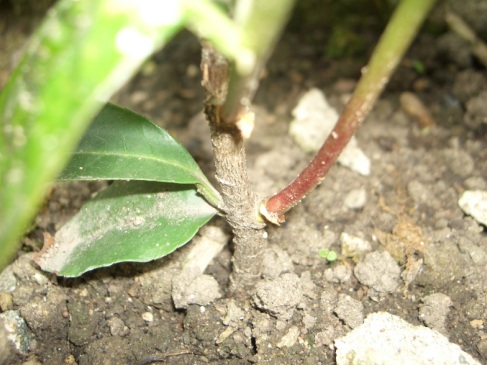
left=197, top=181, right=223, bottom=209
left=221, top=0, right=296, bottom=124
left=263, top=0, right=438, bottom=222
left=182, top=0, right=255, bottom=74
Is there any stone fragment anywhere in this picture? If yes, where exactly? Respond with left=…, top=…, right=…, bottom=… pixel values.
left=107, top=316, right=129, bottom=337
left=334, top=294, right=364, bottom=329
left=336, top=312, right=481, bottom=365
left=459, top=190, right=487, bottom=226
left=419, top=293, right=453, bottom=336
left=0, top=310, right=31, bottom=355
left=340, top=232, right=372, bottom=258
left=172, top=268, right=221, bottom=309
left=276, top=326, right=300, bottom=348
left=252, top=273, right=303, bottom=320
left=354, top=251, right=401, bottom=293
left=344, top=188, right=367, bottom=210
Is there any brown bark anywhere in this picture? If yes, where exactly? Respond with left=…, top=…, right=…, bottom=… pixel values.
left=201, top=43, right=266, bottom=290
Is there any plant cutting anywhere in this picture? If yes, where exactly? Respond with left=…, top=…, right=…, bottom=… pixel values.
left=0, top=0, right=437, bottom=290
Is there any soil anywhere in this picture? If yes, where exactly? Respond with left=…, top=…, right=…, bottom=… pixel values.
left=2, top=1, right=487, bottom=365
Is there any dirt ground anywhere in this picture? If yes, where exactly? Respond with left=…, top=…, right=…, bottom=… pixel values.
left=1, top=1, right=487, bottom=364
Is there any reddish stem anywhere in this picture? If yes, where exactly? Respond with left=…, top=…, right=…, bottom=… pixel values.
left=264, top=97, right=365, bottom=218
left=263, top=0, right=437, bottom=220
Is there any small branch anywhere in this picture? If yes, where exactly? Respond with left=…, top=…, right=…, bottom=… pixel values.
left=263, top=0, right=438, bottom=221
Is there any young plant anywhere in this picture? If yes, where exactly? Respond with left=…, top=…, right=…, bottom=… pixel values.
left=1, top=0, right=437, bottom=290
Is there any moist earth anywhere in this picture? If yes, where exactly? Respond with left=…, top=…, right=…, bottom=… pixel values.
left=1, top=1, right=487, bottom=364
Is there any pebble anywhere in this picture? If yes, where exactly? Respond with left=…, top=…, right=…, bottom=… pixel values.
left=324, top=264, right=352, bottom=284
left=334, top=294, right=364, bottom=329
left=171, top=268, right=221, bottom=309
left=141, top=312, right=153, bottom=322
left=0, top=310, right=31, bottom=355
left=0, top=265, right=17, bottom=293
left=276, top=326, right=300, bottom=348
left=252, top=273, right=303, bottom=320
left=400, top=91, right=436, bottom=128
left=344, top=188, right=367, bottom=210
left=459, top=190, right=487, bottom=226
left=0, top=292, right=13, bottom=311
left=419, top=293, right=453, bottom=336
left=477, top=339, right=487, bottom=362
left=107, top=316, right=130, bottom=336
left=340, top=232, right=372, bottom=258
left=354, top=251, right=401, bottom=293
left=289, top=88, right=338, bottom=153
left=320, top=286, right=339, bottom=314
left=443, top=148, right=475, bottom=178
left=315, top=327, right=337, bottom=347
left=222, top=300, right=245, bottom=327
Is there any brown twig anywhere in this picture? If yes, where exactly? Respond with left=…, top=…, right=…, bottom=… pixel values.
left=201, top=43, right=266, bottom=290
left=199, top=0, right=295, bottom=289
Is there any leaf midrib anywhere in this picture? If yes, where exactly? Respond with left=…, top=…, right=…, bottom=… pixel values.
left=70, top=149, right=204, bottom=183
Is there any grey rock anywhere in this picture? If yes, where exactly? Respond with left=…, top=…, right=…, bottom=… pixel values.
left=252, top=273, right=303, bottom=320
left=171, top=268, right=221, bottom=309
left=324, top=264, right=353, bottom=284
left=477, top=339, right=487, bottom=362
left=419, top=293, right=453, bottom=336
left=315, top=327, right=337, bottom=347
left=0, top=319, right=13, bottom=365
left=223, top=299, right=245, bottom=327
left=0, top=266, right=17, bottom=293
left=0, top=310, right=31, bottom=355
left=320, top=285, right=339, bottom=314
left=334, top=294, right=364, bottom=329
left=107, top=316, right=130, bottom=337
left=354, top=251, right=401, bottom=293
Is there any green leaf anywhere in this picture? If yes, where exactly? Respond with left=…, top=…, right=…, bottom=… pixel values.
left=0, top=0, right=184, bottom=271
left=59, top=103, right=222, bottom=207
left=35, top=181, right=217, bottom=277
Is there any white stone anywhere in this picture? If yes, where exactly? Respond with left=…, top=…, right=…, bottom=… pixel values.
left=344, top=188, right=367, bottom=210
left=276, top=326, right=300, bottom=348
left=459, top=190, right=487, bottom=226
left=141, top=312, right=153, bottom=322
left=340, top=233, right=371, bottom=258
left=336, top=312, right=481, bottom=365
left=0, top=310, right=31, bottom=355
